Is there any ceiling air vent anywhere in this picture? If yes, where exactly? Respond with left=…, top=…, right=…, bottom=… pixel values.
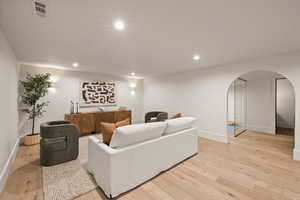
left=32, top=0, right=47, bottom=17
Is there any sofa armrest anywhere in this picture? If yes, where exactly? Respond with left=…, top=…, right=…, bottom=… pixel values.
left=88, top=136, right=117, bottom=197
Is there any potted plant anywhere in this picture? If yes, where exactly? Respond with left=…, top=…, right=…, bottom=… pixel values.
left=20, top=73, right=52, bottom=145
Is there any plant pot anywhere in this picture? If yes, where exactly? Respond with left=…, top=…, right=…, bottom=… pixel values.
left=24, top=134, right=40, bottom=146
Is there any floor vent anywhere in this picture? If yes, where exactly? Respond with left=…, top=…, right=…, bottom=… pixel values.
left=32, top=0, right=47, bottom=17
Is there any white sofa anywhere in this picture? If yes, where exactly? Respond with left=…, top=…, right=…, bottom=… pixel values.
left=88, top=117, right=198, bottom=198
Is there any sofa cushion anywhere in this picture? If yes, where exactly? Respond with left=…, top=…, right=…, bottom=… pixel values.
left=101, top=122, right=117, bottom=145
left=170, top=113, right=182, bottom=119
left=101, top=118, right=130, bottom=145
left=164, top=117, right=196, bottom=135
left=110, top=122, right=167, bottom=148
left=116, top=118, right=130, bottom=127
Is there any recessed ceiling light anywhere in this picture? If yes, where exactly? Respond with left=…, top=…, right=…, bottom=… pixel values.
left=72, top=62, right=79, bottom=68
left=193, top=55, right=200, bottom=61
left=114, top=20, right=125, bottom=31
left=131, top=72, right=135, bottom=76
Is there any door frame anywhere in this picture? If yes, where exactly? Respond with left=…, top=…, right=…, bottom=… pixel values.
left=275, top=78, right=283, bottom=134
left=234, top=78, right=247, bottom=137
left=275, top=77, right=294, bottom=134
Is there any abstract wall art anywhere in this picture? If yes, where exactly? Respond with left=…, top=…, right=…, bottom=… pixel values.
left=80, top=81, right=117, bottom=107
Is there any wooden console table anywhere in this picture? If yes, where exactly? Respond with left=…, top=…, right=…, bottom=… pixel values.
left=65, top=110, right=132, bottom=136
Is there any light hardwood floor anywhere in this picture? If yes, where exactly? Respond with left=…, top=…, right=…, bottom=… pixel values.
left=1, top=130, right=300, bottom=200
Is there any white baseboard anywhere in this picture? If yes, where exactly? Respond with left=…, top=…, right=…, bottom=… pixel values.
left=294, top=148, right=300, bottom=161
left=0, top=137, right=20, bottom=194
left=247, top=125, right=275, bottom=135
left=197, top=129, right=228, bottom=143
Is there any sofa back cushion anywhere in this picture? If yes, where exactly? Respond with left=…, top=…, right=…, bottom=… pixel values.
left=101, top=122, right=116, bottom=145
left=101, top=118, right=130, bottom=145
left=164, top=117, right=196, bottom=135
left=110, top=122, right=167, bottom=148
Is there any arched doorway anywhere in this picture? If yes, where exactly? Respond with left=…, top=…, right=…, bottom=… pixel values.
left=227, top=70, right=296, bottom=157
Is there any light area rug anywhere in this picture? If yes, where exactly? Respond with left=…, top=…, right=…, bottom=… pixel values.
left=42, top=136, right=97, bottom=200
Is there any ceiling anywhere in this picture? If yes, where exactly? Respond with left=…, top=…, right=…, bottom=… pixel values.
left=1, top=0, right=300, bottom=78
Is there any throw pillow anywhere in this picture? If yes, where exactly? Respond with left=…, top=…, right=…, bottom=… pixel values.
left=116, top=118, right=130, bottom=127
left=170, top=113, right=182, bottom=119
left=101, top=118, right=130, bottom=145
left=101, top=122, right=116, bottom=145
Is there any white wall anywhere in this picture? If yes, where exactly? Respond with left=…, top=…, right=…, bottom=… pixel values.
left=0, top=28, right=19, bottom=192
left=242, top=72, right=278, bottom=134
left=277, top=79, right=295, bottom=129
left=228, top=71, right=292, bottom=134
left=19, top=65, right=144, bottom=135
left=144, top=51, right=300, bottom=160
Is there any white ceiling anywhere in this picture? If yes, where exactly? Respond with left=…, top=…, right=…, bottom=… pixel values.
left=1, top=0, right=300, bottom=78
